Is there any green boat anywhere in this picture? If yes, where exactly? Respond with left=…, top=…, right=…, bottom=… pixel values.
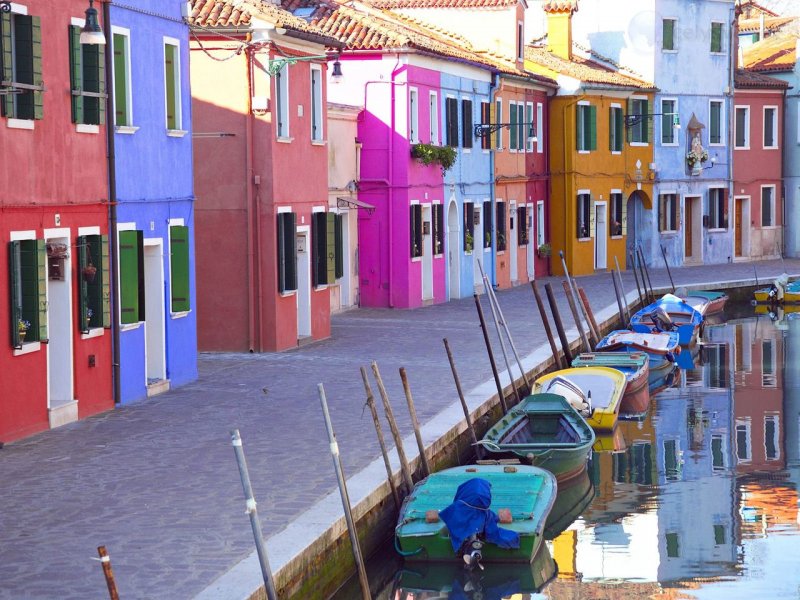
left=543, top=466, right=594, bottom=540
left=395, top=464, right=557, bottom=563
left=477, top=393, right=595, bottom=482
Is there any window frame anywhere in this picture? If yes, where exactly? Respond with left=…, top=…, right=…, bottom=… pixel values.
left=117, top=226, right=145, bottom=327
left=408, top=87, right=419, bottom=143
left=576, top=191, right=591, bottom=240
left=628, top=96, right=649, bottom=145
left=410, top=202, right=423, bottom=259
left=1, top=8, right=44, bottom=123
left=69, top=19, right=105, bottom=129
left=496, top=201, right=507, bottom=252
left=763, top=105, right=778, bottom=149
left=479, top=100, right=491, bottom=151
left=710, top=21, right=724, bottom=54
left=432, top=202, right=444, bottom=256
left=609, top=103, right=623, bottom=153
left=734, top=105, right=750, bottom=149
left=709, top=99, right=724, bottom=146
left=275, top=62, right=290, bottom=139
left=761, top=184, right=776, bottom=227
left=509, top=99, right=518, bottom=152
left=610, top=191, right=624, bottom=237
left=111, top=26, right=133, bottom=130
left=463, top=201, right=475, bottom=253
left=536, top=200, right=545, bottom=247
left=736, top=418, right=752, bottom=463
left=662, top=17, right=677, bottom=52
left=168, top=221, right=190, bottom=315
left=8, top=233, right=45, bottom=350
left=429, top=91, right=439, bottom=145
left=482, top=200, right=492, bottom=249
left=445, top=94, right=458, bottom=148
left=494, top=97, right=502, bottom=150
left=660, top=98, right=677, bottom=146
left=310, top=64, right=323, bottom=142
left=163, top=36, right=183, bottom=133
left=764, top=413, right=780, bottom=460
left=461, top=97, right=473, bottom=150
left=525, top=101, right=534, bottom=152
left=708, top=187, right=727, bottom=230
left=576, top=101, right=595, bottom=153
left=536, top=102, right=543, bottom=153
left=277, top=210, right=297, bottom=293
left=517, top=21, right=524, bottom=61
left=659, top=192, right=679, bottom=233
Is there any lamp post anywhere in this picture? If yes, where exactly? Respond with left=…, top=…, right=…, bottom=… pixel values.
left=80, top=0, right=105, bottom=45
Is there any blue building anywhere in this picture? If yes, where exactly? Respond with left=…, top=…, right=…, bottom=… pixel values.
left=109, top=1, right=197, bottom=402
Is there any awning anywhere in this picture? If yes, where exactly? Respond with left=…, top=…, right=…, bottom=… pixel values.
left=337, top=197, right=375, bottom=214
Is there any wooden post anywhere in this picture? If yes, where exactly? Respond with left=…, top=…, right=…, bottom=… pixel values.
left=483, top=271, right=531, bottom=392
left=531, top=281, right=562, bottom=369
left=573, top=281, right=599, bottom=346
left=629, top=250, right=645, bottom=308
left=610, top=271, right=627, bottom=328
left=562, top=279, right=592, bottom=352
left=96, top=546, right=120, bottom=600
left=544, top=282, right=573, bottom=364
left=473, top=293, right=509, bottom=413
left=613, top=256, right=631, bottom=322
left=399, top=367, right=431, bottom=478
left=371, top=361, right=415, bottom=492
left=660, top=244, right=676, bottom=293
left=443, top=338, right=482, bottom=458
left=578, top=287, right=601, bottom=343
left=638, top=246, right=655, bottom=303
left=360, top=366, right=401, bottom=511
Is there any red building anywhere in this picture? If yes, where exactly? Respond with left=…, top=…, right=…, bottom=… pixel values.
left=1, top=0, right=113, bottom=442
left=189, top=0, right=342, bottom=351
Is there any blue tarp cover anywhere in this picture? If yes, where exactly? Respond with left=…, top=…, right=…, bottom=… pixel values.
left=439, top=478, right=520, bottom=553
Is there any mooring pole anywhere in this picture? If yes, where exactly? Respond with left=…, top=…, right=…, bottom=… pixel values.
left=360, top=367, right=401, bottom=511
left=371, top=362, right=414, bottom=492
left=578, top=287, right=601, bottom=343
left=443, top=338, right=482, bottom=458
left=545, top=282, right=573, bottom=364
left=613, top=256, right=631, bottom=322
left=96, top=546, right=120, bottom=600
left=398, top=367, right=431, bottom=477
left=660, top=245, right=676, bottom=293
left=638, top=246, right=655, bottom=303
left=317, top=384, right=372, bottom=600
left=559, top=251, right=592, bottom=352
left=230, top=430, right=278, bottom=600
left=610, top=271, right=626, bottom=328
left=531, top=281, right=562, bottom=369
left=629, top=250, right=645, bottom=308
left=473, top=293, right=509, bottom=413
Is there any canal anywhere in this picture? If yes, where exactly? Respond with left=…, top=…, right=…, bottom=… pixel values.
left=333, top=305, right=800, bottom=599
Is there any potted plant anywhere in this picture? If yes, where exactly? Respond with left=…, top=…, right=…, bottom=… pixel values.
left=410, top=143, right=457, bottom=173
left=464, top=230, right=473, bottom=253
left=85, top=308, right=94, bottom=329
left=537, top=242, right=551, bottom=258
left=18, top=318, right=30, bottom=343
left=82, top=263, right=97, bottom=283
left=484, top=231, right=492, bottom=248
left=497, top=232, right=506, bottom=250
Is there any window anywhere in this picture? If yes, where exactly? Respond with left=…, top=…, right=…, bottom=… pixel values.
left=714, top=524, right=726, bottom=546
left=517, top=206, right=529, bottom=245
left=408, top=88, right=419, bottom=143
left=762, top=338, right=776, bottom=386
left=659, top=193, right=678, bottom=232
left=461, top=98, right=473, bottom=149
left=8, top=239, right=46, bottom=347
left=761, top=185, right=775, bottom=227
left=710, top=22, right=724, bottom=53
left=118, top=230, right=145, bottom=324
left=709, top=187, right=727, bottom=229
left=77, top=234, right=110, bottom=331
left=312, top=212, right=337, bottom=286
left=577, top=193, right=590, bottom=239
left=627, top=98, right=649, bottom=144
left=663, top=439, right=681, bottom=481
left=735, top=106, right=749, bottom=148
left=277, top=212, right=297, bottom=292
left=112, top=31, right=132, bottom=127
left=445, top=96, right=458, bottom=147
left=70, top=24, right=105, bottom=125
left=432, top=203, right=444, bottom=255
left=536, top=201, right=545, bottom=247
left=525, top=102, right=534, bottom=152
left=576, top=103, right=596, bottom=151
left=517, top=103, right=525, bottom=152
left=509, top=100, right=518, bottom=150
left=495, top=98, right=502, bottom=149
left=169, top=226, right=190, bottom=313
left=496, top=202, right=507, bottom=251
left=1, top=11, right=43, bottom=121
left=429, top=91, right=438, bottom=144
left=517, top=21, right=524, bottom=61
left=464, top=201, right=475, bottom=252
left=736, top=419, right=751, bottom=462
left=479, top=101, right=491, bottom=150
left=163, top=39, right=181, bottom=131
left=661, top=99, right=676, bottom=145
left=662, top=18, right=676, bottom=50
left=310, top=66, right=323, bottom=141
left=275, top=63, right=289, bottom=138
left=764, top=106, right=777, bottom=148
left=410, top=204, right=422, bottom=258
left=610, top=193, right=623, bottom=236
left=705, top=343, right=728, bottom=389
left=765, top=414, right=780, bottom=460
left=536, top=102, right=543, bottom=153
left=709, top=100, right=723, bottom=144
left=610, top=105, right=623, bottom=151
left=483, top=200, right=492, bottom=249
left=666, top=532, right=680, bottom=557
left=711, top=434, right=725, bottom=470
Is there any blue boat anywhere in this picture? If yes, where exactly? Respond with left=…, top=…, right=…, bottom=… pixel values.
left=595, top=329, right=681, bottom=374
left=629, top=294, right=703, bottom=345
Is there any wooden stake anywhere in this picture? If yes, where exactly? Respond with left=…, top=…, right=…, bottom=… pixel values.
left=629, top=250, right=645, bottom=308
left=613, top=256, right=631, bottom=322
left=610, top=270, right=627, bottom=329
left=637, top=246, right=655, bottom=303
left=562, top=279, right=592, bottom=352
left=544, top=282, right=573, bottom=364
left=473, top=293, right=509, bottom=413
left=96, top=546, right=120, bottom=600
left=578, top=287, right=601, bottom=343
left=443, top=338, right=482, bottom=458
left=399, top=367, right=431, bottom=478
left=371, top=361, right=414, bottom=492
left=660, top=244, right=676, bottom=293
left=530, top=281, right=562, bottom=369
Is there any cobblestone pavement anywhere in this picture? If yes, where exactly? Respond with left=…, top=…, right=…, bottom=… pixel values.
left=1, top=259, right=798, bottom=599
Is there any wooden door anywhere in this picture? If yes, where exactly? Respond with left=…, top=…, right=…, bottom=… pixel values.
left=735, top=199, right=743, bottom=257
left=685, top=202, right=693, bottom=258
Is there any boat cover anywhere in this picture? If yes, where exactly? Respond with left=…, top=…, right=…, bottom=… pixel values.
left=439, top=478, right=520, bottom=552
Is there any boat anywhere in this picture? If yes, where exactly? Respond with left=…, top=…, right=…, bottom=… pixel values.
left=543, top=467, right=594, bottom=540
left=682, top=290, right=728, bottom=320
left=477, top=393, right=595, bottom=482
left=395, top=464, right=557, bottom=563
left=596, top=329, right=681, bottom=374
left=570, top=352, right=649, bottom=416
left=754, top=274, right=800, bottom=304
left=592, top=425, right=627, bottom=452
left=629, top=294, right=703, bottom=345
left=531, top=367, right=627, bottom=431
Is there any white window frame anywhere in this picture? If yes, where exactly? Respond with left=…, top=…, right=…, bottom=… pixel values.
left=610, top=102, right=623, bottom=154
left=310, top=64, right=323, bottom=143
left=763, top=105, right=778, bottom=149
left=710, top=21, right=725, bottom=54
left=577, top=100, right=591, bottom=154
left=409, top=87, right=419, bottom=143
left=163, top=36, right=183, bottom=134
left=536, top=102, right=543, bottom=153
left=610, top=189, right=623, bottom=238
left=276, top=63, right=290, bottom=139
left=508, top=100, right=518, bottom=152
left=660, top=191, right=679, bottom=233
left=429, top=91, right=438, bottom=145
left=577, top=188, right=591, bottom=240
left=708, top=187, right=727, bottom=231
left=495, top=97, right=503, bottom=150
left=764, top=413, right=780, bottom=460
left=734, top=105, right=750, bottom=149
left=629, top=95, right=649, bottom=146
left=536, top=200, right=545, bottom=247
left=708, top=99, right=724, bottom=146
left=660, top=97, right=678, bottom=146
left=111, top=26, right=135, bottom=132
left=736, top=418, right=752, bottom=463
left=517, top=21, right=524, bottom=61
left=526, top=101, right=535, bottom=152
left=517, top=103, right=525, bottom=153
left=761, top=184, right=776, bottom=228
left=167, top=218, right=191, bottom=318
left=662, top=17, right=677, bottom=52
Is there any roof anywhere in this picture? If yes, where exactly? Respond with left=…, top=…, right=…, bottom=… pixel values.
left=738, top=15, right=795, bottom=35
left=190, top=0, right=252, bottom=27
left=742, top=32, right=798, bottom=72
left=542, top=0, right=578, bottom=13
left=370, top=0, right=519, bottom=8
left=735, top=67, right=790, bottom=88
left=739, top=0, right=779, bottom=19
left=525, top=45, right=655, bottom=91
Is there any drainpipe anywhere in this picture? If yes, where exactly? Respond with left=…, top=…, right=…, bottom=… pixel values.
left=728, top=4, right=738, bottom=260
left=389, top=54, right=401, bottom=307
left=246, top=46, right=257, bottom=351
left=489, top=72, right=498, bottom=286
left=102, top=1, right=121, bottom=404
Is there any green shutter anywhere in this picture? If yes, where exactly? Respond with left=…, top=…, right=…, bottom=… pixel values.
left=165, top=43, right=177, bottom=129
left=113, top=34, right=127, bottom=126
left=312, top=212, right=324, bottom=286
left=13, top=15, right=33, bottom=120
left=626, top=98, right=633, bottom=143
left=170, top=226, right=190, bottom=313
left=510, top=102, right=518, bottom=150
left=609, top=107, right=615, bottom=151
left=326, top=213, right=336, bottom=284
left=334, top=214, right=343, bottom=279
left=118, top=230, right=140, bottom=324
left=77, top=235, right=89, bottom=333
left=663, top=19, right=674, bottom=50
left=589, top=105, right=597, bottom=151
left=0, top=13, right=12, bottom=117
left=277, top=214, right=286, bottom=293
left=97, top=43, right=105, bottom=125
left=284, top=213, right=297, bottom=291
left=100, top=234, right=110, bottom=328
left=711, top=23, right=721, bottom=52
left=35, top=239, right=47, bottom=343
left=576, top=105, right=582, bottom=150
left=8, top=241, right=21, bottom=347
left=31, top=16, right=42, bottom=120
left=82, top=44, right=101, bottom=125
left=69, top=25, right=83, bottom=124
left=644, top=100, right=652, bottom=144
left=136, top=231, right=145, bottom=320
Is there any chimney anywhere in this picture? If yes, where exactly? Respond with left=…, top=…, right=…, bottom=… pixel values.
left=543, top=0, right=578, bottom=60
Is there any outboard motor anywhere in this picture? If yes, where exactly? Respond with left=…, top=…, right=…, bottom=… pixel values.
left=546, top=376, right=593, bottom=418
left=648, top=306, right=674, bottom=332
left=461, top=535, right=484, bottom=570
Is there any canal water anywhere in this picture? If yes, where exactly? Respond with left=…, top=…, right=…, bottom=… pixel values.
left=333, top=307, right=800, bottom=599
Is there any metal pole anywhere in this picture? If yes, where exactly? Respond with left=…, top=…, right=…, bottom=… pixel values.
left=96, top=546, right=120, bottom=600
left=638, top=246, right=655, bottom=303
left=371, top=361, right=415, bottom=492
left=614, top=256, right=631, bottom=322
left=230, top=430, right=278, bottom=600
left=317, top=384, right=372, bottom=600
left=443, top=338, right=482, bottom=458
left=610, top=270, right=627, bottom=329
left=544, top=282, right=573, bottom=364
left=578, top=287, right=601, bottom=343
left=629, top=250, right=645, bottom=308
left=660, top=245, right=676, bottom=292
left=562, top=280, right=592, bottom=352
left=531, top=281, right=563, bottom=369
left=360, top=367, right=401, bottom=511
left=473, top=293, right=509, bottom=413
left=398, top=367, right=431, bottom=477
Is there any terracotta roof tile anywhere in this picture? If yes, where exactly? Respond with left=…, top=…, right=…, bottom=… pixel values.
left=370, top=0, right=518, bottom=9
left=738, top=15, right=795, bottom=34
left=735, top=67, right=790, bottom=88
left=742, top=32, right=798, bottom=72
left=739, top=0, right=779, bottom=19
left=542, top=0, right=578, bottom=13
left=190, top=0, right=252, bottom=27
left=525, top=45, right=655, bottom=90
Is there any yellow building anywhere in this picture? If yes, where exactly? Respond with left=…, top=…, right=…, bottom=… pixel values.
left=525, top=1, right=656, bottom=276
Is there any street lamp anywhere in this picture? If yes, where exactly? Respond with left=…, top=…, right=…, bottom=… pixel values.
left=473, top=121, right=536, bottom=140
left=80, top=0, right=105, bottom=45
left=625, top=112, right=680, bottom=129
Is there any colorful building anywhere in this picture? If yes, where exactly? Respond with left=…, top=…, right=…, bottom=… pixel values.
left=1, top=0, right=113, bottom=441
left=110, top=0, right=198, bottom=402
left=189, top=0, right=342, bottom=351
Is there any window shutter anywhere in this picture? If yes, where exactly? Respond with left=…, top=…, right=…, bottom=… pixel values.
left=77, top=235, right=90, bottom=333
left=170, top=225, right=190, bottom=312
left=0, top=13, right=12, bottom=117
left=722, top=189, right=729, bottom=229
left=644, top=100, right=652, bottom=144
left=28, top=16, right=43, bottom=120
left=448, top=97, right=459, bottom=147
left=135, top=231, right=145, bottom=320
left=12, top=15, right=33, bottom=120
left=509, top=103, right=518, bottom=150
left=663, top=19, right=674, bottom=50
left=36, top=239, right=47, bottom=343
left=622, top=199, right=628, bottom=231
left=165, top=44, right=177, bottom=129
left=626, top=99, right=633, bottom=144
left=525, top=103, right=533, bottom=151
left=118, top=230, right=140, bottom=324
left=711, top=23, right=721, bottom=52
left=576, top=105, right=582, bottom=150
left=8, top=241, right=21, bottom=348
left=101, top=234, right=111, bottom=328
left=589, top=105, right=597, bottom=150
left=462, top=99, right=473, bottom=149
left=589, top=198, right=596, bottom=238
left=311, top=212, right=323, bottom=286
left=83, top=44, right=104, bottom=125
left=69, top=25, right=84, bottom=124
left=518, top=104, right=525, bottom=152
left=113, top=34, right=127, bottom=126
left=277, top=214, right=286, bottom=293
left=284, top=213, right=297, bottom=291
left=494, top=100, right=502, bottom=149
left=334, top=213, right=343, bottom=279
left=609, top=107, right=615, bottom=151
left=326, top=213, right=336, bottom=284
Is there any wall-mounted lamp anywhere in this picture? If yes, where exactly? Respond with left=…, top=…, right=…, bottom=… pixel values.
left=80, top=0, right=106, bottom=45
left=473, top=121, right=536, bottom=140
left=0, top=2, right=10, bottom=13
left=625, top=112, right=680, bottom=129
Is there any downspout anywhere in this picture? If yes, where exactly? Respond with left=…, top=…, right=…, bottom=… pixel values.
left=246, top=46, right=257, bottom=351
left=728, top=4, right=738, bottom=260
left=389, top=53, right=401, bottom=307
left=103, top=1, right=120, bottom=404
left=489, top=72, right=498, bottom=286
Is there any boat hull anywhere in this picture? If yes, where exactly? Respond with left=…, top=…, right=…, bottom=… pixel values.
left=596, top=330, right=681, bottom=373
left=570, top=352, right=650, bottom=416
left=630, top=296, right=703, bottom=346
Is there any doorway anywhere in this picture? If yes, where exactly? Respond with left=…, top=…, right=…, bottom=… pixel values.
left=473, top=204, right=483, bottom=292
left=143, top=241, right=166, bottom=385
left=296, top=227, right=311, bottom=339
left=734, top=197, right=750, bottom=259
left=46, top=232, right=76, bottom=427
left=527, top=202, right=536, bottom=280
left=594, top=202, right=607, bottom=270
left=447, top=200, right=460, bottom=300
left=339, top=210, right=352, bottom=307
left=509, top=201, right=518, bottom=283
left=625, top=196, right=638, bottom=262
left=685, top=196, right=702, bottom=262
left=422, top=204, right=433, bottom=302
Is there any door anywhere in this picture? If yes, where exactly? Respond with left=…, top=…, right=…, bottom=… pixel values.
left=594, top=202, right=607, bottom=270
left=626, top=196, right=637, bottom=263
left=46, top=233, right=75, bottom=416
left=527, top=202, right=535, bottom=280
left=685, top=202, right=693, bottom=258
left=296, top=228, right=311, bottom=338
left=685, top=196, right=702, bottom=262
left=422, top=205, right=433, bottom=302
left=144, top=241, right=166, bottom=383
left=447, top=200, right=460, bottom=300
left=509, top=201, right=518, bottom=282
left=473, top=205, right=483, bottom=292
left=734, top=198, right=743, bottom=257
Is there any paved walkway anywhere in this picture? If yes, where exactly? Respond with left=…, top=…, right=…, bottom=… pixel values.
left=1, top=259, right=798, bottom=599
